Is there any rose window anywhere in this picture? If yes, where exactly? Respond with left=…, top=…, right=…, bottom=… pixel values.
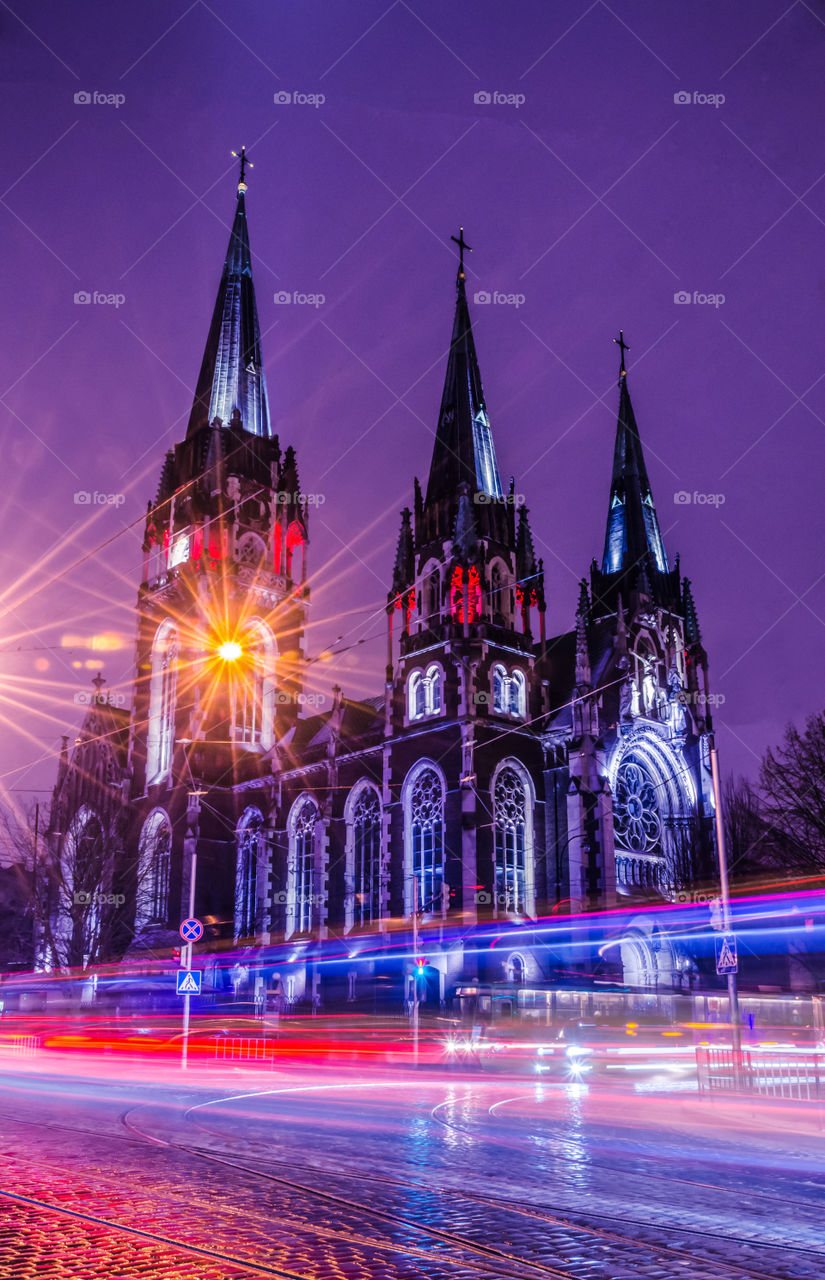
left=614, top=760, right=661, bottom=854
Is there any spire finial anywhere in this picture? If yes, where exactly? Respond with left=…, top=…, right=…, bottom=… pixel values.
left=450, top=226, right=472, bottom=281
left=231, top=146, right=253, bottom=192
left=613, top=329, right=630, bottom=380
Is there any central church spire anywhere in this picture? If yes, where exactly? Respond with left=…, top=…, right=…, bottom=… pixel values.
left=591, top=334, right=680, bottom=616
left=424, top=228, right=503, bottom=509
left=187, top=151, right=271, bottom=438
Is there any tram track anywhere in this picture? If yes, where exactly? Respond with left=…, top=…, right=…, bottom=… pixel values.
left=0, top=1079, right=823, bottom=1280
left=128, top=1096, right=825, bottom=1280
left=0, top=1108, right=578, bottom=1280
left=0, top=1184, right=304, bottom=1279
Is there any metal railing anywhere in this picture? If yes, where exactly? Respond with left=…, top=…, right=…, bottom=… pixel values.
left=0, top=1034, right=41, bottom=1057
left=697, top=1046, right=825, bottom=1101
left=213, top=1036, right=279, bottom=1066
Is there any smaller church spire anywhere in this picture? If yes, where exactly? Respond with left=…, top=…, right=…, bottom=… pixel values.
left=574, top=610, right=591, bottom=688
left=600, top=337, right=668, bottom=585
left=391, top=507, right=415, bottom=595
left=516, top=506, right=538, bottom=584
left=576, top=578, right=590, bottom=625
left=683, top=577, right=701, bottom=646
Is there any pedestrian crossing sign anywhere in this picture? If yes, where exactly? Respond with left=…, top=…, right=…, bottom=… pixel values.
left=715, top=934, right=738, bottom=975
left=176, top=970, right=202, bottom=995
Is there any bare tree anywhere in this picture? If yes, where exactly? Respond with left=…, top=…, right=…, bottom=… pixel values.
left=667, top=815, right=716, bottom=895
left=760, top=712, right=825, bottom=873
left=723, top=774, right=776, bottom=885
left=0, top=799, right=139, bottom=971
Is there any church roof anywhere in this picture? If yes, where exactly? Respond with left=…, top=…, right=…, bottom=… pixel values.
left=187, top=177, right=270, bottom=438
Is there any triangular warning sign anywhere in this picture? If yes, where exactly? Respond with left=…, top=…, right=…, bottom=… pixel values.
left=179, top=972, right=199, bottom=993
left=717, top=938, right=736, bottom=970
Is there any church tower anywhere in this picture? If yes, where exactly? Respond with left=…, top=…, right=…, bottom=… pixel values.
left=129, top=154, right=309, bottom=942
left=577, top=335, right=715, bottom=926
left=384, top=231, right=548, bottom=928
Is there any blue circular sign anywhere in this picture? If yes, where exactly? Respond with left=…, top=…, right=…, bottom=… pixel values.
left=180, top=917, right=203, bottom=942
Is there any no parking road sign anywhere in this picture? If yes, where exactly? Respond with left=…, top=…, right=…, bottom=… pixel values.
left=176, top=970, right=202, bottom=995
left=180, top=917, right=203, bottom=943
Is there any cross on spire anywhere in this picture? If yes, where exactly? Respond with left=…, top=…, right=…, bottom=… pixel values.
left=451, top=226, right=472, bottom=279
left=613, top=329, right=630, bottom=378
left=231, top=146, right=253, bottom=191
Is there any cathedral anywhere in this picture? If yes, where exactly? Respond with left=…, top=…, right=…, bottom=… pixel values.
left=47, top=163, right=719, bottom=1008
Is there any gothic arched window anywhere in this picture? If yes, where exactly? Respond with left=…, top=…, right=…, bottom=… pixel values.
left=490, top=561, right=509, bottom=622
left=493, top=663, right=507, bottom=714
left=347, top=784, right=382, bottom=928
left=232, top=620, right=276, bottom=749
left=422, top=563, right=440, bottom=623
left=614, top=757, right=662, bottom=854
left=509, top=669, right=526, bottom=718
left=449, top=565, right=482, bottom=623
left=407, top=664, right=442, bottom=720
left=137, top=809, right=172, bottom=927
left=493, top=763, right=534, bottom=915
left=236, top=532, right=267, bottom=567
left=288, top=796, right=318, bottom=935
left=405, top=764, right=445, bottom=914
left=235, top=807, right=264, bottom=940
left=146, top=621, right=177, bottom=784
left=492, top=666, right=526, bottom=718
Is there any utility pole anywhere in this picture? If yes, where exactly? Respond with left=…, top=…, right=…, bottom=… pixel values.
left=709, top=741, right=742, bottom=1064
left=181, top=843, right=198, bottom=1071
left=32, top=802, right=39, bottom=963
left=411, top=875, right=420, bottom=1065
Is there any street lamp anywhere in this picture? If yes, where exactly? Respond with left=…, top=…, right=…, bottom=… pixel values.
left=217, top=640, right=243, bottom=662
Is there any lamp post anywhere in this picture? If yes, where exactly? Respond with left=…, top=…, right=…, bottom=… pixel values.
left=411, top=874, right=419, bottom=1065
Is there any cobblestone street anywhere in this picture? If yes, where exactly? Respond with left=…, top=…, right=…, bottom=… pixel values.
left=0, top=1059, right=822, bottom=1279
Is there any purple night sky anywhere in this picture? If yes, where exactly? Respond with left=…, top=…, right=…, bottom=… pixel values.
left=0, top=0, right=823, bottom=810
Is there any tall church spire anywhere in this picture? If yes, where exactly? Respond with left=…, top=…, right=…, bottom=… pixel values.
left=424, top=230, right=503, bottom=508
left=601, top=336, right=668, bottom=582
left=187, top=152, right=271, bottom=438
left=590, top=335, right=681, bottom=617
